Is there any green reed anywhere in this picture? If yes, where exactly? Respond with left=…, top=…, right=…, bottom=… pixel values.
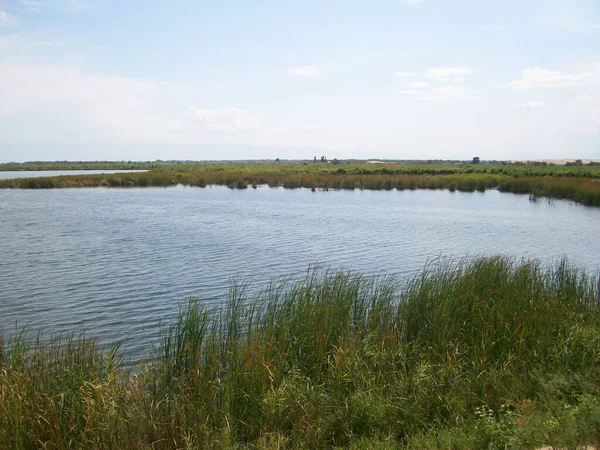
left=1, top=257, right=599, bottom=449
left=3, top=160, right=600, bottom=179
left=2, top=166, right=600, bottom=207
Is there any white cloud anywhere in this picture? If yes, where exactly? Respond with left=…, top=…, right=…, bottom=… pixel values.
left=425, top=67, right=473, bottom=82
left=0, top=62, right=268, bottom=144
left=188, top=107, right=262, bottom=131
left=536, top=63, right=600, bottom=135
left=289, top=66, right=322, bottom=77
left=0, top=63, right=184, bottom=143
left=302, top=124, right=324, bottom=131
left=399, top=85, right=480, bottom=102
left=476, top=24, right=508, bottom=31
left=399, top=0, right=424, bottom=4
left=394, top=72, right=415, bottom=77
left=508, top=67, right=587, bottom=90
left=407, top=82, right=429, bottom=88
left=0, top=63, right=153, bottom=118
left=515, top=101, right=545, bottom=110
left=566, top=95, right=600, bottom=134
left=594, top=24, right=600, bottom=29
left=420, top=86, right=480, bottom=102
left=0, top=10, right=19, bottom=26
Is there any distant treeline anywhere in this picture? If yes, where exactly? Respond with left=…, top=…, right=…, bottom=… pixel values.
left=2, top=160, right=600, bottom=178
left=0, top=161, right=146, bottom=171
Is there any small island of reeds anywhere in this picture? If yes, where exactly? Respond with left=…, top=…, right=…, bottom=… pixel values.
left=1, top=256, right=599, bottom=449
left=2, top=160, right=600, bottom=207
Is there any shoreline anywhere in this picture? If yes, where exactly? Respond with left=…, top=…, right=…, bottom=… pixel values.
left=2, top=257, right=599, bottom=448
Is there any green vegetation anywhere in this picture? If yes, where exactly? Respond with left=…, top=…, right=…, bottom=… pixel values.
left=0, top=161, right=147, bottom=171
left=1, top=257, right=599, bottom=449
left=3, top=159, right=600, bottom=178
left=2, top=165, right=600, bottom=207
left=2, top=160, right=600, bottom=206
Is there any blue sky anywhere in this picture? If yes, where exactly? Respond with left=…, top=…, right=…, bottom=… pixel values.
left=0, top=0, right=599, bottom=161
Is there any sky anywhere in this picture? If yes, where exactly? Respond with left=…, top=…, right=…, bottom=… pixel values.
left=0, top=0, right=599, bottom=162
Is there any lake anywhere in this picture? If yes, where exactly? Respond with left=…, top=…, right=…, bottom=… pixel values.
left=0, top=170, right=147, bottom=180
left=1, top=185, right=599, bottom=357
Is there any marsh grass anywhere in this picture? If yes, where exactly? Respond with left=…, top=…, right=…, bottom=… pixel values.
left=2, top=168, right=599, bottom=207
left=3, top=160, right=600, bottom=178
left=1, top=257, right=599, bottom=449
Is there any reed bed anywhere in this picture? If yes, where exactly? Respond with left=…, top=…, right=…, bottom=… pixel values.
left=2, top=170, right=600, bottom=207
left=1, top=256, right=599, bottom=449
left=3, top=161, right=600, bottom=179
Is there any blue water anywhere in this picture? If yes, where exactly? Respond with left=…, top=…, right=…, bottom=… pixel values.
left=1, top=186, right=599, bottom=357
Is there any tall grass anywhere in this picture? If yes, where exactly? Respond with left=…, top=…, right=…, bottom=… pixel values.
left=2, top=167, right=600, bottom=207
left=1, top=257, right=599, bottom=448
left=3, top=160, right=600, bottom=179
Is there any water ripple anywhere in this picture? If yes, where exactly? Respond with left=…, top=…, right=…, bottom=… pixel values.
left=1, top=186, right=599, bottom=357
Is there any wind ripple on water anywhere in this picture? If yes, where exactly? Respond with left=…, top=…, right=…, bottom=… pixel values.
left=1, top=187, right=599, bottom=357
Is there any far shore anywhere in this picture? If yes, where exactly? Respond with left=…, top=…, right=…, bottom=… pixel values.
left=512, top=158, right=600, bottom=165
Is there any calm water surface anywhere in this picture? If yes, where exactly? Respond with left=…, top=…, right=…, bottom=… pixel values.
left=0, top=170, right=147, bottom=180
left=1, top=186, right=599, bottom=357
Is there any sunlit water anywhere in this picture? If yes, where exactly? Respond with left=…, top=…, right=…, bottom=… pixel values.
left=1, top=185, right=599, bottom=357
left=0, top=170, right=147, bottom=180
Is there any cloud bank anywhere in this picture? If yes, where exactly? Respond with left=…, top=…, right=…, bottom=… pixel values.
left=515, top=101, right=545, bottom=110
left=508, top=68, right=586, bottom=90
left=188, top=107, right=262, bottom=131
left=425, top=67, right=473, bottom=82
left=289, top=66, right=322, bottom=77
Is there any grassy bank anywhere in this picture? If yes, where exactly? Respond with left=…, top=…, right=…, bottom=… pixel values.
left=2, top=161, right=600, bottom=207
left=2, top=160, right=600, bottom=178
left=2, top=169, right=600, bottom=207
left=1, top=257, right=599, bottom=449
